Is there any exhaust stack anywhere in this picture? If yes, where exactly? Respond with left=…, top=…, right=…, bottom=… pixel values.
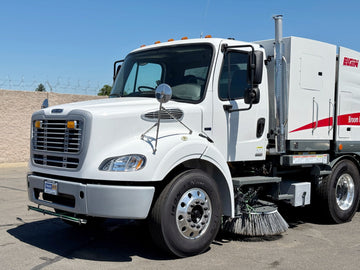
left=273, top=15, right=286, bottom=153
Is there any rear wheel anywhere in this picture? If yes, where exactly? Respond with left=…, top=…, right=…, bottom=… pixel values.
left=316, top=159, right=360, bottom=223
left=149, top=169, right=221, bottom=257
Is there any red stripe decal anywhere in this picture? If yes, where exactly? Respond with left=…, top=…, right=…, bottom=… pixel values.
left=290, top=117, right=333, bottom=133
left=337, top=113, right=360, bottom=125
left=290, top=113, right=360, bottom=133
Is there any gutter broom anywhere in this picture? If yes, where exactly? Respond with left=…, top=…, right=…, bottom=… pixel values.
left=223, top=188, right=288, bottom=236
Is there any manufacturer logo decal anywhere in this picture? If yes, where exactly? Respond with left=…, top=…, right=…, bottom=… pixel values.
left=343, top=57, right=359, bottom=68
left=51, top=108, right=63, bottom=113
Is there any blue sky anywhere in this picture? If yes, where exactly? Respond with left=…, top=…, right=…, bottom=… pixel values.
left=1, top=0, right=360, bottom=95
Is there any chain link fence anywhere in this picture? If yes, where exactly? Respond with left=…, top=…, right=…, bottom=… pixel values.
left=0, top=76, right=110, bottom=96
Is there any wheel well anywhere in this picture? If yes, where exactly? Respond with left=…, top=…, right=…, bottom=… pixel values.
left=331, top=155, right=360, bottom=171
left=154, top=159, right=232, bottom=217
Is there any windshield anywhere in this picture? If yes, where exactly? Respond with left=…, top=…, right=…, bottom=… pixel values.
left=110, top=44, right=213, bottom=102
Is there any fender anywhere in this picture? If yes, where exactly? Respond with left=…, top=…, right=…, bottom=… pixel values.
left=152, top=134, right=209, bottom=181
left=201, top=143, right=234, bottom=217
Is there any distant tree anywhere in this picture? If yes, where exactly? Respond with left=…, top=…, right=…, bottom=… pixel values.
left=35, top=83, right=46, bottom=92
left=98, top=84, right=112, bottom=96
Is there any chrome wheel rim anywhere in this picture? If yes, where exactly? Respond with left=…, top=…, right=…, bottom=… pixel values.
left=176, top=188, right=211, bottom=239
left=336, top=173, right=355, bottom=211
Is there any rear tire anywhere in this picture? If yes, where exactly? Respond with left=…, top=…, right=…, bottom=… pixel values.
left=316, top=159, right=360, bottom=223
left=149, top=169, right=221, bottom=257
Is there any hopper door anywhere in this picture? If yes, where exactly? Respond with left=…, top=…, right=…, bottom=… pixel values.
left=287, top=52, right=336, bottom=142
left=335, top=47, right=360, bottom=151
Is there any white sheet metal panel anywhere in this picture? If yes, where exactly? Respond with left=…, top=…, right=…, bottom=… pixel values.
left=286, top=37, right=336, bottom=140
left=256, top=37, right=337, bottom=143
left=336, top=47, right=360, bottom=142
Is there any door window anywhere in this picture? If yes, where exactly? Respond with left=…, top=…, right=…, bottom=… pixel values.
left=219, top=52, right=250, bottom=100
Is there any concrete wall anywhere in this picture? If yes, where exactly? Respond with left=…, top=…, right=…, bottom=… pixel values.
left=0, top=90, right=105, bottom=163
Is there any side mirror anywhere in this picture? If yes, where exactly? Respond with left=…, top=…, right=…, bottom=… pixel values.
left=113, top=65, right=121, bottom=81
left=248, top=51, right=263, bottom=85
left=113, top=60, right=124, bottom=82
left=155, top=84, right=172, bottom=103
left=41, top=99, right=49, bottom=109
left=244, top=87, right=260, bottom=105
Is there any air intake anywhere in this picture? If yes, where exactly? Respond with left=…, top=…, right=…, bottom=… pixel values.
left=142, top=108, right=184, bottom=121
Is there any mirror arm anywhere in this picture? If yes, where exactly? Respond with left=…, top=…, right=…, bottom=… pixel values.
left=223, top=102, right=253, bottom=113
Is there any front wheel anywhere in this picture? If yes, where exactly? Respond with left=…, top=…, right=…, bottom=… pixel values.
left=149, top=169, right=221, bottom=257
left=316, top=159, right=360, bottom=223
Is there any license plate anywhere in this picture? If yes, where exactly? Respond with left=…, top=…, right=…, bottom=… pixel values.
left=44, top=181, right=58, bottom=195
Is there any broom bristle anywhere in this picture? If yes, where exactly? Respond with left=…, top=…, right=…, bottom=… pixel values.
left=224, top=207, right=289, bottom=236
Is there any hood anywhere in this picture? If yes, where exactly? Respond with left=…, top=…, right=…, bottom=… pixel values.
left=41, top=97, right=160, bottom=117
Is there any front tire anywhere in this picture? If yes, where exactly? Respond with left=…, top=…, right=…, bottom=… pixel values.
left=149, top=169, right=221, bottom=257
left=316, top=159, right=360, bottom=223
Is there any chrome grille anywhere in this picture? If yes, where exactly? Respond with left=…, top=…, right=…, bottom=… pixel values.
left=33, top=120, right=82, bottom=153
left=32, top=119, right=83, bottom=169
left=33, top=154, right=79, bottom=169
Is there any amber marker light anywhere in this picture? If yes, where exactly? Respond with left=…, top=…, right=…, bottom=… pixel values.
left=168, top=39, right=174, bottom=42
left=35, top=120, right=42, bottom=128
left=140, top=45, right=146, bottom=48
left=339, top=144, right=343, bottom=151
left=154, top=41, right=161, bottom=44
left=67, top=121, right=77, bottom=129
left=181, top=37, right=188, bottom=40
left=205, top=35, right=212, bottom=38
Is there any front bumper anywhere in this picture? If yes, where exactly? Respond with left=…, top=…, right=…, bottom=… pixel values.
left=27, top=174, right=155, bottom=219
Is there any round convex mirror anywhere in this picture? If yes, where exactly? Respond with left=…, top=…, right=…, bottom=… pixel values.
left=155, top=84, right=172, bottom=103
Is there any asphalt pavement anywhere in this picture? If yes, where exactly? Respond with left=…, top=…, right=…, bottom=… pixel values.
left=1, top=164, right=359, bottom=270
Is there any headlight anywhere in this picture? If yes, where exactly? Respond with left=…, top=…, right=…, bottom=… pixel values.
left=99, top=155, right=146, bottom=172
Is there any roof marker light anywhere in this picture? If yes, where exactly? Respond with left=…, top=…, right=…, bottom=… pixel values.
left=154, top=41, right=161, bottom=44
left=140, top=45, right=146, bottom=48
left=181, top=37, right=188, bottom=40
left=168, top=39, right=174, bottom=42
left=205, top=35, right=212, bottom=38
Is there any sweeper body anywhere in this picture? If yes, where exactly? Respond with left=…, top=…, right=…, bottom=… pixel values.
left=27, top=16, right=360, bottom=257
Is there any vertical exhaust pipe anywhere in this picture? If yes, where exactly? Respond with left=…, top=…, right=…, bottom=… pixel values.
left=273, top=15, right=286, bottom=153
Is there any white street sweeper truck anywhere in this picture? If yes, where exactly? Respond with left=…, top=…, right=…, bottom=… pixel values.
left=27, top=15, right=360, bottom=257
